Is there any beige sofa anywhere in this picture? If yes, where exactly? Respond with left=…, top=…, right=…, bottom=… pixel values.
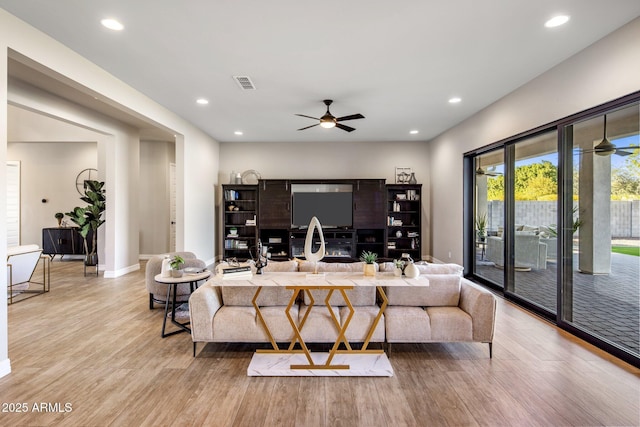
left=189, top=260, right=495, bottom=357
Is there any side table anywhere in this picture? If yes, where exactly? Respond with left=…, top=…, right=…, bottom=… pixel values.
left=154, top=271, right=212, bottom=338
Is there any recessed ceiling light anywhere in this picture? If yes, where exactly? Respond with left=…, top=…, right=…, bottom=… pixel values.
left=196, top=98, right=209, bottom=105
left=448, top=97, right=462, bottom=104
left=410, top=130, right=419, bottom=135
left=545, top=15, right=570, bottom=28
left=101, top=18, right=124, bottom=31
left=234, top=131, right=243, bottom=136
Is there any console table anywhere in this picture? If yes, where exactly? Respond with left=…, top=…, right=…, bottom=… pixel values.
left=42, top=227, right=94, bottom=260
left=208, top=271, right=429, bottom=376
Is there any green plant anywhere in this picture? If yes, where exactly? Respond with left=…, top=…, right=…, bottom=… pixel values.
left=66, top=180, right=106, bottom=258
left=475, top=212, right=487, bottom=237
left=548, top=206, right=582, bottom=237
left=360, top=251, right=378, bottom=264
left=393, top=259, right=404, bottom=269
left=169, top=255, right=185, bottom=270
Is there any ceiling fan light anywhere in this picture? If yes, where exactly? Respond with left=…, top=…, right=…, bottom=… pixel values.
left=320, top=114, right=336, bottom=128
left=594, top=138, right=616, bottom=156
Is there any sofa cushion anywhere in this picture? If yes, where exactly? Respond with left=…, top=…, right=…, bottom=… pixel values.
left=339, top=306, right=385, bottom=342
left=297, top=260, right=375, bottom=273
left=414, top=263, right=463, bottom=276
left=426, top=306, right=473, bottom=341
left=213, top=305, right=297, bottom=342
left=385, top=274, right=461, bottom=307
left=384, top=306, right=431, bottom=342
left=296, top=305, right=385, bottom=343
left=302, top=286, right=377, bottom=306
left=259, top=260, right=299, bottom=273
left=379, top=261, right=463, bottom=275
left=297, top=304, right=342, bottom=342
left=221, top=286, right=297, bottom=307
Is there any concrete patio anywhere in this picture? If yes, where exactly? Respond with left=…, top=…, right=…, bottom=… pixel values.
left=475, top=248, right=640, bottom=357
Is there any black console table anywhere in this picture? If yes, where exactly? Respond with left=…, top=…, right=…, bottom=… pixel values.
left=42, top=227, right=94, bottom=260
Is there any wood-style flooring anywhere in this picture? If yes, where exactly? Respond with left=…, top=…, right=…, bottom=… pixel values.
left=1, top=260, right=639, bottom=426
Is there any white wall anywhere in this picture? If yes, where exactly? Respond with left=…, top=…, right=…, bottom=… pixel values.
left=219, top=140, right=431, bottom=257
left=0, top=8, right=220, bottom=378
left=428, top=17, right=640, bottom=265
left=8, top=104, right=100, bottom=247
left=8, top=141, right=97, bottom=246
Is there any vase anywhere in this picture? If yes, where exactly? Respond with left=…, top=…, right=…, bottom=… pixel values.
left=393, top=266, right=402, bottom=276
left=404, top=262, right=420, bottom=279
left=363, top=263, right=376, bottom=277
left=171, top=269, right=184, bottom=278
left=408, top=172, right=417, bottom=184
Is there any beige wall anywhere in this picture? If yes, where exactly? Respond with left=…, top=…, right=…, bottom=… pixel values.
left=219, top=140, right=431, bottom=257
left=0, top=8, right=220, bottom=378
left=428, top=17, right=640, bottom=265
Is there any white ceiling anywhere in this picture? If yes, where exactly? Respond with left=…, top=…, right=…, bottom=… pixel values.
left=2, top=1, right=640, bottom=144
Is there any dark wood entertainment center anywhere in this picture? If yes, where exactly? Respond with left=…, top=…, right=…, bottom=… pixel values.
left=222, top=179, right=421, bottom=262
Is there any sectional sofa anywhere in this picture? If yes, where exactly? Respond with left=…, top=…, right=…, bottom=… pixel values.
left=189, top=260, right=496, bottom=358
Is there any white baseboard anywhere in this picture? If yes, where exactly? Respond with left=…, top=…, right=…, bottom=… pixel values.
left=103, top=263, right=140, bottom=278
left=0, top=358, right=11, bottom=378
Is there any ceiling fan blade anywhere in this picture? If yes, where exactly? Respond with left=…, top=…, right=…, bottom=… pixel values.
left=336, top=123, right=356, bottom=132
left=297, top=123, right=320, bottom=131
left=295, top=114, right=320, bottom=120
left=615, top=149, right=633, bottom=156
left=336, top=113, right=365, bottom=122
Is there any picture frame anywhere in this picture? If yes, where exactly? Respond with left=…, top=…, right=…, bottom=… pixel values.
left=395, top=167, right=412, bottom=184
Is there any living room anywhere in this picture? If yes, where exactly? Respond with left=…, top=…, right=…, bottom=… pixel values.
left=1, top=2, right=640, bottom=425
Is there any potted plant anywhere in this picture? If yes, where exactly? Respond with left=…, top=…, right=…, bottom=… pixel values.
left=360, top=251, right=378, bottom=276
left=475, top=212, right=487, bottom=241
left=169, top=255, right=185, bottom=277
left=55, top=212, right=64, bottom=227
left=393, top=259, right=404, bottom=276
left=547, top=206, right=583, bottom=237
left=66, top=180, right=106, bottom=266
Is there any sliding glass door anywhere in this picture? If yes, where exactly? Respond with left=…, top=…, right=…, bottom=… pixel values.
left=473, top=150, right=504, bottom=288
left=510, top=130, right=558, bottom=313
left=564, top=103, right=639, bottom=358
left=467, top=95, right=640, bottom=366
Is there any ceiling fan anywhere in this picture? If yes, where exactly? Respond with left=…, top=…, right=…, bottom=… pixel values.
left=475, top=159, right=502, bottom=176
left=580, top=115, right=638, bottom=157
left=296, top=99, right=365, bottom=132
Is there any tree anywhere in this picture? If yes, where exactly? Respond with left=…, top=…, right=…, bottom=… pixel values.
left=611, top=145, right=640, bottom=200
left=514, top=161, right=558, bottom=200
left=487, top=175, right=504, bottom=201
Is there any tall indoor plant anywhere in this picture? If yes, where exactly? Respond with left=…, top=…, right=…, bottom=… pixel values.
left=66, top=180, right=106, bottom=265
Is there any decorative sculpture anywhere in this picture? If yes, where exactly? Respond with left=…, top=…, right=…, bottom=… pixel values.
left=304, top=216, right=325, bottom=275
left=251, top=240, right=268, bottom=274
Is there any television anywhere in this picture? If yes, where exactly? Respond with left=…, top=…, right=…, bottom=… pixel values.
left=292, top=192, right=353, bottom=228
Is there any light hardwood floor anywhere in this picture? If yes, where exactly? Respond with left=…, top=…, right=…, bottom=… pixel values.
left=1, top=260, right=639, bottom=426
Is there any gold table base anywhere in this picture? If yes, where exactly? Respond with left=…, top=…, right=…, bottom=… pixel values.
left=254, top=284, right=388, bottom=370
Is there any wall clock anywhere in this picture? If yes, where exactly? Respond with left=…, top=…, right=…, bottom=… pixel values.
left=76, top=168, right=98, bottom=195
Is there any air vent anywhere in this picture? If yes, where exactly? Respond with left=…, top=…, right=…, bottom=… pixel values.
left=233, top=75, right=256, bottom=90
